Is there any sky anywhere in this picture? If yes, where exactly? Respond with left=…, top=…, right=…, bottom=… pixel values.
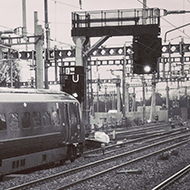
left=0, top=0, right=190, bottom=97
left=1, top=0, right=190, bottom=49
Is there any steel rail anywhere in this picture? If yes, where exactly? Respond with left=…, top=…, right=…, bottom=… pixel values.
left=56, top=139, right=190, bottom=190
left=5, top=132, right=190, bottom=190
left=152, top=164, right=190, bottom=190
left=84, top=127, right=187, bottom=155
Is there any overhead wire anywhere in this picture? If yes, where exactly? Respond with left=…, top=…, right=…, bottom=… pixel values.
left=1, top=1, right=188, bottom=56
left=51, top=0, right=79, bottom=9
left=136, top=0, right=190, bottom=40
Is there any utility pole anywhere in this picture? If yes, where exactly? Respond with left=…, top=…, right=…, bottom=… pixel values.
left=96, top=59, right=100, bottom=112
left=44, top=0, right=50, bottom=89
left=22, top=0, right=27, bottom=38
left=166, top=81, right=170, bottom=120
left=149, top=73, right=156, bottom=121
left=142, top=0, right=147, bottom=123
left=142, top=77, right=146, bottom=124
left=104, top=86, right=107, bottom=112
left=34, top=11, right=43, bottom=89
left=116, top=80, right=121, bottom=114
left=180, top=37, right=184, bottom=76
left=122, top=42, right=126, bottom=125
left=142, top=0, right=147, bottom=25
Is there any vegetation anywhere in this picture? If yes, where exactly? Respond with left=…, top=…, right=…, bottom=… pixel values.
left=0, top=60, right=20, bottom=87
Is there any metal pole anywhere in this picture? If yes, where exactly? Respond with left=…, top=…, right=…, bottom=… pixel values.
left=149, top=74, right=156, bottom=121
left=54, top=45, right=58, bottom=81
left=35, top=25, right=43, bottom=89
left=142, top=77, right=146, bottom=124
left=122, top=43, right=126, bottom=122
left=96, top=59, right=99, bottom=112
left=169, top=42, right=172, bottom=80
left=22, top=0, right=27, bottom=37
left=105, top=86, right=107, bottom=112
left=44, top=0, right=50, bottom=89
left=180, top=38, right=184, bottom=76
left=166, top=81, right=169, bottom=120
left=142, top=0, right=147, bottom=25
left=143, top=0, right=147, bottom=8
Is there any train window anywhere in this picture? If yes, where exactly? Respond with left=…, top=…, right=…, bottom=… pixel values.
left=43, top=111, right=51, bottom=127
left=69, top=103, right=80, bottom=125
left=0, top=113, right=6, bottom=131
left=32, top=111, right=41, bottom=127
left=9, top=113, right=19, bottom=131
left=52, top=109, right=60, bottom=127
left=63, top=104, right=69, bottom=126
left=21, top=112, right=31, bottom=128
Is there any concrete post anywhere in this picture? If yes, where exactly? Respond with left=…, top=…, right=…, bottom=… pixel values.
left=142, top=77, right=146, bottom=123
left=125, top=83, right=129, bottom=114
left=166, top=81, right=170, bottom=120
left=73, top=36, right=86, bottom=66
left=116, top=81, right=121, bottom=113
left=35, top=25, right=44, bottom=89
left=149, top=82, right=156, bottom=121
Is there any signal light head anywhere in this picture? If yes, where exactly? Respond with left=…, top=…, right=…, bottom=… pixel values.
left=144, top=65, right=151, bottom=73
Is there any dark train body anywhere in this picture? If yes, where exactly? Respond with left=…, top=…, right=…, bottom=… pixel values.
left=0, top=88, right=85, bottom=176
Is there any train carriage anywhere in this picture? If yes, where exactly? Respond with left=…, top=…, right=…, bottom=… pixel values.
left=0, top=88, right=85, bottom=176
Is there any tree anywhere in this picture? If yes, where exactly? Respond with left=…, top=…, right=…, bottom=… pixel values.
left=146, top=92, right=165, bottom=106
left=0, top=60, right=20, bottom=87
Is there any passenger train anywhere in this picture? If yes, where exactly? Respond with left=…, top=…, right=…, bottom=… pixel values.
left=0, top=88, right=85, bottom=177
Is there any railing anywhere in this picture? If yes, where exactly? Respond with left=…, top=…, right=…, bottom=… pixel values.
left=72, top=8, right=160, bottom=28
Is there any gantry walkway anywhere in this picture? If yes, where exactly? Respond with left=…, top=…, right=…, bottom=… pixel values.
left=71, top=8, right=161, bottom=37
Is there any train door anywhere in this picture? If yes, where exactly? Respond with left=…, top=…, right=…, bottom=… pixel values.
left=60, top=103, right=69, bottom=143
left=68, top=102, right=80, bottom=143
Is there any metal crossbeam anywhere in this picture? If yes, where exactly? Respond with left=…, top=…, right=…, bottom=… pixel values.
left=1, top=35, right=42, bottom=45
left=3, top=43, right=190, bottom=60
left=88, top=77, right=190, bottom=86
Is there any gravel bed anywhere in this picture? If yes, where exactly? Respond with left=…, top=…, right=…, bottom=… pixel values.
left=2, top=138, right=184, bottom=190
left=0, top=126, right=189, bottom=190
left=31, top=140, right=181, bottom=189
left=67, top=141, right=190, bottom=190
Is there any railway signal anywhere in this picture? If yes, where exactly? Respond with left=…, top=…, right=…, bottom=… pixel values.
left=60, top=66, right=84, bottom=103
left=133, top=34, right=162, bottom=74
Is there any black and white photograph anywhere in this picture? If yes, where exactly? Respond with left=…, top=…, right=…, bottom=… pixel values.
left=0, top=0, right=190, bottom=189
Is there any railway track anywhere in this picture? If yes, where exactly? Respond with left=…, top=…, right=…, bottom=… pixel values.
left=5, top=130, right=190, bottom=190
left=84, top=127, right=188, bottom=156
left=152, top=164, right=190, bottom=190
left=85, top=122, right=182, bottom=150
left=107, top=122, right=170, bottom=140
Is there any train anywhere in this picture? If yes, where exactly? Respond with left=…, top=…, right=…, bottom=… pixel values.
left=0, top=88, right=85, bottom=177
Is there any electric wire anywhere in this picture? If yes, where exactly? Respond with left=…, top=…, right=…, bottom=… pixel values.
left=136, top=0, right=190, bottom=40
left=1, top=1, right=189, bottom=61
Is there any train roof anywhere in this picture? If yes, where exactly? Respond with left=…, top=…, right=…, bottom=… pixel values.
left=0, top=88, right=78, bottom=103
left=0, top=88, right=67, bottom=94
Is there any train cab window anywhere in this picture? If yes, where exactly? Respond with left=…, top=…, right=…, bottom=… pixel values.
left=32, top=111, right=41, bottom=127
left=21, top=112, right=31, bottom=129
left=0, top=113, right=6, bottom=131
left=9, top=113, right=19, bottom=131
left=43, top=111, right=51, bottom=127
left=52, top=109, right=60, bottom=127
